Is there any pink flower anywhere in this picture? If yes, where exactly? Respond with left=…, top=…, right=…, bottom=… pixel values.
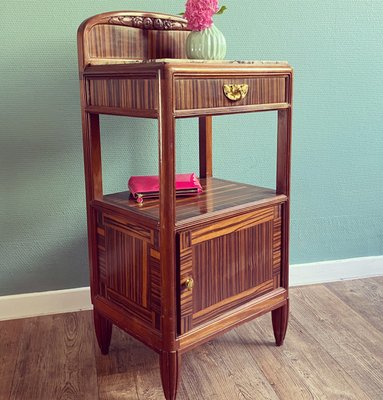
left=184, top=0, right=220, bottom=31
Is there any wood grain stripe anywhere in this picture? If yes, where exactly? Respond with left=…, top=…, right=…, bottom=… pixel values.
left=191, top=206, right=275, bottom=244
left=273, top=216, right=282, bottom=275
left=179, top=246, right=193, bottom=317
left=96, top=220, right=106, bottom=284
left=142, top=242, right=148, bottom=307
left=150, top=248, right=160, bottom=260
left=104, top=215, right=153, bottom=243
left=150, top=253, right=161, bottom=314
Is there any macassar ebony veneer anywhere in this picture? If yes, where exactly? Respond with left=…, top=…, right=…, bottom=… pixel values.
left=78, top=11, right=293, bottom=400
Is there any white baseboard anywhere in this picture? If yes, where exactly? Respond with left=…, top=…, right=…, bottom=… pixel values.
left=0, top=256, right=382, bottom=321
left=0, top=287, right=92, bottom=321
left=290, top=255, right=383, bottom=286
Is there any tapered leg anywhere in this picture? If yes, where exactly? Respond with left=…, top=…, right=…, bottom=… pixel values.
left=160, top=351, right=180, bottom=400
left=93, top=309, right=112, bottom=355
left=272, top=300, right=289, bottom=346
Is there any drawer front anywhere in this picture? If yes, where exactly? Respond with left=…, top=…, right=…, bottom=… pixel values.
left=178, top=205, right=282, bottom=334
left=174, top=75, right=288, bottom=111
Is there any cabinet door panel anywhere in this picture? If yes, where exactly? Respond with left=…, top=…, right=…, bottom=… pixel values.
left=179, top=205, right=281, bottom=333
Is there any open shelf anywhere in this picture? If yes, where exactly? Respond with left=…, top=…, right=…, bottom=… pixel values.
left=93, top=178, right=287, bottom=228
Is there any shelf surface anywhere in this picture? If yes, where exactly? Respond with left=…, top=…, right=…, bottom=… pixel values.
left=97, top=178, right=287, bottom=228
left=89, top=59, right=289, bottom=66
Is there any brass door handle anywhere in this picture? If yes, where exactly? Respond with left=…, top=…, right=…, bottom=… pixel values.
left=223, top=84, right=249, bottom=101
left=184, top=277, right=194, bottom=291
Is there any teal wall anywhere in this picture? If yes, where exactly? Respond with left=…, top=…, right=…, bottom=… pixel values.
left=1, top=1, right=382, bottom=295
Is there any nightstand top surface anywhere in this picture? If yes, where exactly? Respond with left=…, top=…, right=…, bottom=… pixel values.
left=89, top=58, right=289, bottom=66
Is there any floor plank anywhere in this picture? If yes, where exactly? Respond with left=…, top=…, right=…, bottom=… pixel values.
left=292, top=284, right=383, bottom=399
left=326, top=276, right=383, bottom=332
left=235, top=312, right=370, bottom=400
left=8, top=312, right=99, bottom=400
left=1, top=278, right=383, bottom=400
left=207, top=333, right=280, bottom=400
left=0, top=319, right=25, bottom=400
left=96, top=326, right=163, bottom=400
left=179, top=344, right=237, bottom=400
left=179, top=334, right=279, bottom=400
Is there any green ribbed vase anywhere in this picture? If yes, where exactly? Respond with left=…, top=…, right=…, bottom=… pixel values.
left=186, top=24, right=227, bottom=60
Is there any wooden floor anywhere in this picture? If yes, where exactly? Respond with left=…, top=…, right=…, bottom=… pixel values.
left=1, top=277, right=382, bottom=400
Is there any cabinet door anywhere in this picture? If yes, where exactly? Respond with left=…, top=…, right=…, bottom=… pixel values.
left=179, top=205, right=282, bottom=334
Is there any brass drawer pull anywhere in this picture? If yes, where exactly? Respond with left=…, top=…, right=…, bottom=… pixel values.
left=223, top=84, right=249, bottom=101
left=184, top=277, right=194, bottom=291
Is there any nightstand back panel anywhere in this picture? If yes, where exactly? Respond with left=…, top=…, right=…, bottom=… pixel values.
left=88, top=27, right=189, bottom=61
left=88, top=25, right=146, bottom=60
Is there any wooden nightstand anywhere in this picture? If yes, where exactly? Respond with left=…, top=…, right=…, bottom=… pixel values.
left=78, top=11, right=293, bottom=400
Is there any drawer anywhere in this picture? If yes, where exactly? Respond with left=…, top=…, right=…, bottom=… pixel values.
left=178, top=204, right=283, bottom=334
left=174, top=75, right=288, bottom=111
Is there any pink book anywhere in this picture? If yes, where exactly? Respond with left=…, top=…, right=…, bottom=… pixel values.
left=128, top=173, right=202, bottom=203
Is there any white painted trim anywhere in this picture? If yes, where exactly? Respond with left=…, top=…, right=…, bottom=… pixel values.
left=0, top=287, right=92, bottom=321
left=290, top=255, right=383, bottom=287
left=0, top=256, right=382, bottom=321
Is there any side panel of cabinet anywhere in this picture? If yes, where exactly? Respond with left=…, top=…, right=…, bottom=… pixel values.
left=179, top=205, right=282, bottom=334
left=95, top=212, right=161, bottom=330
left=87, top=78, right=158, bottom=111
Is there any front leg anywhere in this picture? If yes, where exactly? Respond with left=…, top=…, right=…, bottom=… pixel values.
left=160, top=351, right=181, bottom=400
left=93, top=309, right=112, bottom=355
left=272, top=299, right=289, bottom=346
